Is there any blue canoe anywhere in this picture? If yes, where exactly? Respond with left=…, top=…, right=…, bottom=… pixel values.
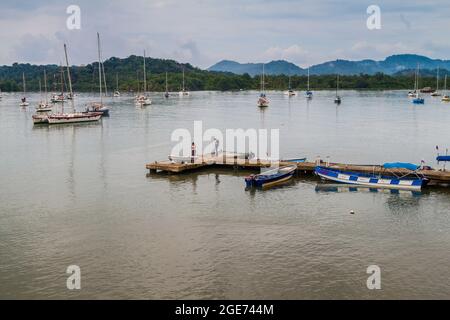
left=315, top=166, right=428, bottom=191
left=413, top=98, right=425, bottom=104
left=245, top=165, right=297, bottom=188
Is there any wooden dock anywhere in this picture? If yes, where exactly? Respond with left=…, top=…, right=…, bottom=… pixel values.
left=146, top=155, right=450, bottom=186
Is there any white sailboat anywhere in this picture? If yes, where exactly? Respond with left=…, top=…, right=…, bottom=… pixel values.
left=136, top=50, right=152, bottom=106
left=334, top=74, right=341, bottom=104
left=431, top=67, right=441, bottom=96
left=46, top=43, right=102, bottom=124
left=36, top=70, right=51, bottom=112
left=85, top=33, right=110, bottom=116
left=164, top=72, right=169, bottom=98
left=412, top=64, right=424, bottom=104
left=178, top=67, right=190, bottom=96
left=305, top=68, right=313, bottom=98
left=442, top=75, right=450, bottom=102
left=50, top=65, right=67, bottom=103
left=113, top=73, right=121, bottom=97
left=257, top=64, right=269, bottom=107
left=284, top=75, right=296, bottom=96
left=19, top=72, right=29, bottom=107
left=408, top=69, right=419, bottom=98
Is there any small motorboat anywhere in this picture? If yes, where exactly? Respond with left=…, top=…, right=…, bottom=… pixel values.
left=257, top=93, right=269, bottom=107
left=51, top=93, right=66, bottom=103
left=19, top=97, right=29, bottom=107
left=413, top=97, right=425, bottom=104
left=442, top=95, right=450, bottom=102
left=334, top=96, right=341, bottom=104
left=315, top=163, right=429, bottom=191
left=113, top=91, right=121, bottom=97
left=245, top=165, right=297, bottom=189
left=84, top=103, right=109, bottom=116
left=135, top=95, right=152, bottom=106
left=36, top=102, right=52, bottom=112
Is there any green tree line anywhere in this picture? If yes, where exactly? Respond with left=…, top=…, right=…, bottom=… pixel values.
left=1, top=56, right=447, bottom=92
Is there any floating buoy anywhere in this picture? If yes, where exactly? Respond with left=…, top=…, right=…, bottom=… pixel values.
left=350, top=210, right=355, bottom=214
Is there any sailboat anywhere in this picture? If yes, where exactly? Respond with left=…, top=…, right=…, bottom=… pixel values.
left=84, top=33, right=110, bottom=116
left=164, top=72, right=169, bottom=98
left=305, top=68, right=313, bottom=98
left=50, top=65, right=67, bottom=103
left=36, top=70, right=51, bottom=112
left=412, top=64, right=424, bottom=104
left=19, top=72, right=29, bottom=107
left=442, top=75, right=450, bottom=102
left=257, top=64, right=269, bottom=107
left=284, top=75, right=296, bottom=96
left=46, top=43, right=102, bottom=124
left=135, top=50, right=152, bottom=106
left=334, top=74, right=341, bottom=104
left=113, top=73, right=120, bottom=97
left=431, top=68, right=441, bottom=97
left=408, top=69, right=418, bottom=98
left=178, top=67, right=190, bottom=96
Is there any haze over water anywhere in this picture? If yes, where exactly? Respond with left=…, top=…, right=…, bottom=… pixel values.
left=1, top=90, right=450, bottom=299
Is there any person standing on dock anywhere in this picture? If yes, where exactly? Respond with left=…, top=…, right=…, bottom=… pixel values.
left=191, top=142, right=196, bottom=163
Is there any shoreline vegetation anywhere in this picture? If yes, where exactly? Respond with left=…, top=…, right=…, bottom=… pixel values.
left=1, top=55, right=447, bottom=92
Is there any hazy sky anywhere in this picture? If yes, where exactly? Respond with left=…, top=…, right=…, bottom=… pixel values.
left=1, top=0, right=449, bottom=68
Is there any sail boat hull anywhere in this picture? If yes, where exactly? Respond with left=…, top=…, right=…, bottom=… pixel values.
left=47, top=113, right=102, bottom=124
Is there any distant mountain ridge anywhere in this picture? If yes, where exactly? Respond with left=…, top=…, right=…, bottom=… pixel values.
left=208, top=54, right=450, bottom=76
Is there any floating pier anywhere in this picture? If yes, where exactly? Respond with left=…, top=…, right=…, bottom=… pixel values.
left=146, top=154, right=450, bottom=186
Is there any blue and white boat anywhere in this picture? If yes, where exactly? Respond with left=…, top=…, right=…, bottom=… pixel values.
left=245, top=165, right=297, bottom=189
left=315, top=163, right=428, bottom=191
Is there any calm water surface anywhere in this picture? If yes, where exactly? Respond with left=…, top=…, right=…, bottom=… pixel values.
left=1, top=90, right=450, bottom=299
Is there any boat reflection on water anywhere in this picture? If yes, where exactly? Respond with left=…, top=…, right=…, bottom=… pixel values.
left=314, top=183, right=423, bottom=197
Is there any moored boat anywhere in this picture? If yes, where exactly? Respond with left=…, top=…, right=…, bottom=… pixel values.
left=245, top=165, right=297, bottom=188
left=257, top=64, right=269, bottom=107
left=47, top=112, right=102, bottom=124
left=315, top=163, right=429, bottom=191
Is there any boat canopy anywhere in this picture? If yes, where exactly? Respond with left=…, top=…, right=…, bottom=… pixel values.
left=383, top=162, right=419, bottom=171
left=437, top=156, right=450, bottom=162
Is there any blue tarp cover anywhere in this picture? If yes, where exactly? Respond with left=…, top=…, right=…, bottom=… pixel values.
left=383, top=162, right=419, bottom=171
left=437, top=156, right=450, bottom=162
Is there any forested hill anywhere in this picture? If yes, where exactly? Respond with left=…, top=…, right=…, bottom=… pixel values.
left=0, top=55, right=447, bottom=92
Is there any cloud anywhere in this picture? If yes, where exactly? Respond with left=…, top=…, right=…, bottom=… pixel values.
left=261, top=45, right=310, bottom=65
left=1, top=0, right=450, bottom=68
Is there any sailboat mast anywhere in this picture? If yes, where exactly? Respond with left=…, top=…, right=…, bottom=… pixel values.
left=64, top=44, right=74, bottom=107
left=97, top=33, right=103, bottom=104
left=182, top=68, right=185, bottom=91
left=336, top=74, right=339, bottom=96
left=116, top=73, right=119, bottom=91
left=166, top=72, right=168, bottom=92
left=39, top=79, right=42, bottom=101
left=436, top=67, right=439, bottom=91
left=22, top=72, right=26, bottom=95
left=143, top=50, right=147, bottom=93
left=307, top=68, right=310, bottom=91
left=43, top=69, right=48, bottom=104
left=262, top=64, right=265, bottom=93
